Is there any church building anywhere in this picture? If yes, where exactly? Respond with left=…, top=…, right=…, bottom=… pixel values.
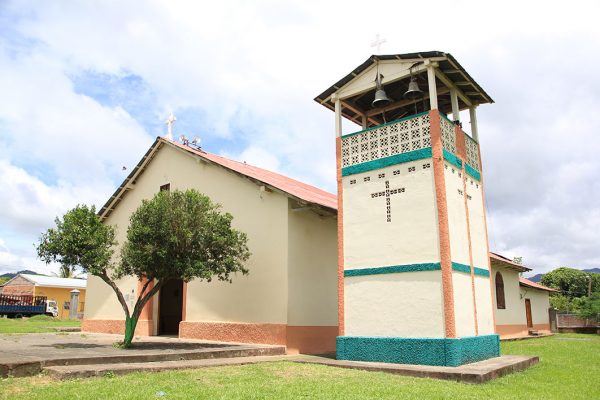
left=83, top=138, right=339, bottom=355
left=83, top=52, right=555, bottom=364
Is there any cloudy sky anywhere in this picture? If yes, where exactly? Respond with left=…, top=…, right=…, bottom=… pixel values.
left=0, top=1, right=598, bottom=277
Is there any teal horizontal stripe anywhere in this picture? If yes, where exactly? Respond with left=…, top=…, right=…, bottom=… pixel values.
left=341, top=111, right=430, bottom=138
left=345, top=262, right=441, bottom=277
left=443, top=148, right=462, bottom=169
left=451, top=262, right=490, bottom=277
left=342, top=148, right=432, bottom=177
left=451, top=262, right=471, bottom=274
left=465, top=163, right=481, bottom=181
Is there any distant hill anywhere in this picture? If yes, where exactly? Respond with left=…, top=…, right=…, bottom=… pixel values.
left=0, top=270, right=43, bottom=280
left=528, top=268, right=600, bottom=282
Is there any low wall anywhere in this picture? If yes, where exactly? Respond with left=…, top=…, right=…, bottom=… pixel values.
left=557, top=314, right=599, bottom=328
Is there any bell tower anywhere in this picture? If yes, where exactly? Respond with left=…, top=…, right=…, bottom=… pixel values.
left=315, top=52, right=500, bottom=366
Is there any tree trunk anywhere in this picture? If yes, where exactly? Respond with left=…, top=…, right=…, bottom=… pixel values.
left=123, top=315, right=138, bottom=348
left=121, top=278, right=165, bottom=348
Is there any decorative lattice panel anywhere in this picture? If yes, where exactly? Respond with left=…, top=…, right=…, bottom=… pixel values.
left=341, top=114, right=431, bottom=168
left=465, top=135, right=480, bottom=171
left=440, top=117, right=456, bottom=154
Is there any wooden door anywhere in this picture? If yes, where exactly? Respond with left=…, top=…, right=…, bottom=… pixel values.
left=525, top=299, right=533, bottom=328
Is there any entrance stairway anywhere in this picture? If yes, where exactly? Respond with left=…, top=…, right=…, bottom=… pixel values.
left=2, top=343, right=286, bottom=379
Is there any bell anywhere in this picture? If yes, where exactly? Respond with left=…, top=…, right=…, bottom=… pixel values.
left=404, top=77, right=424, bottom=100
left=372, top=88, right=391, bottom=108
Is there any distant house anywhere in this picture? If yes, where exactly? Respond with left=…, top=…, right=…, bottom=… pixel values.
left=1, top=274, right=87, bottom=319
left=490, top=253, right=558, bottom=338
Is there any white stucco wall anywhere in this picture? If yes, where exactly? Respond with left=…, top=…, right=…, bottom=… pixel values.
left=520, top=287, right=550, bottom=325
left=452, top=272, right=476, bottom=337
left=465, top=180, right=488, bottom=271
left=85, top=275, right=138, bottom=320
left=474, top=276, right=495, bottom=334
left=342, top=160, right=439, bottom=270
left=287, top=201, right=338, bottom=326
left=444, top=163, right=470, bottom=266
left=491, top=266, right=526, bottom=326
left=344, top=271, right=445, bottom=337
left=85, top=144, right=291, bottom=325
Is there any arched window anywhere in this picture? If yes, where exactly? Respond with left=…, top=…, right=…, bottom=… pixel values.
left=495, top=272, right=506, bottom=309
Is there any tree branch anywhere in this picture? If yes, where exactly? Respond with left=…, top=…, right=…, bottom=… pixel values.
left=131, top=278, right=168, bottom=320
left=138, top=276, right=153, bottom=299
left=99, top=270, right=130, bottom=319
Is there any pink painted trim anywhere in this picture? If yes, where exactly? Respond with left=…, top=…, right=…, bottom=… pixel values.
left=477, top=144, right=497, bottom=332
left=179, top=321, right=287, bottom=345
left=182, top=282, right=187, bottom=321
left=430, top=110, right=456, bottom=338
left=457, top=126, right=479, bottom=336
left=336, top=137, right=345, bottom=336
left=137, top=277, right=154, bottom=322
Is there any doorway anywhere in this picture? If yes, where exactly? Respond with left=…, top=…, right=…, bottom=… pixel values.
left=525, top=299, right=533, bottom=329
left=158, top=279, right=183, bottom=335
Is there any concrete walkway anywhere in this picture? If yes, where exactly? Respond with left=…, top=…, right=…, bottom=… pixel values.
left=0, top=333, right=285, bottom=377
left=0, top=333, right=538, bottom=383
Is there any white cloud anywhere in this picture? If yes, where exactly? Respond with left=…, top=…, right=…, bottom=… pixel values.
left=0, top=0, right=599, bottom=275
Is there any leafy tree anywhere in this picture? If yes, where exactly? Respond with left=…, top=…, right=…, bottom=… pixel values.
left=37, top=190, right=250, bottom=347
left=576, top=292, right=600, bottom=320
left=549, top=294, right=574, bottom=312
left=541, top=267, right=599, bottom=298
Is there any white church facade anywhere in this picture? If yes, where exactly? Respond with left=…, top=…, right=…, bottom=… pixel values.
left=83, top=52, right=555, bottom=365
left=83, top=138, right=339, bottom=355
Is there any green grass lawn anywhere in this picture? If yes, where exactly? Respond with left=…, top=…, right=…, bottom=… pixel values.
left=0, top=334, right=598, bottom=399
left=0, top=315, right=80, bottom=334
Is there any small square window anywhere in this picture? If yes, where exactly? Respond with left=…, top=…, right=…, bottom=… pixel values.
left=160, top=183, right=171, bottom=192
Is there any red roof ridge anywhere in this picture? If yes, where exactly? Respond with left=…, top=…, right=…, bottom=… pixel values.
left=165, top=139, right=337, bottom=210
left=489, top=252, right=532, bottom=272
left=519, top=277, right=559, bottom=292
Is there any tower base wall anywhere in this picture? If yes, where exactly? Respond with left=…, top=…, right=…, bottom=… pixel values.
left=336, top=334, right=500, bottom=366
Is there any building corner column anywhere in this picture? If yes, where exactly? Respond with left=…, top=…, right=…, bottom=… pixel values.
left=336, top=136, right=345, bottom=336
left=476, top=144, right=497, bottom=332
left=456, top=126, right=479, bottom=336
left=429, top=109, right=456, bottom=338
left=136, top=277, right=154, bottom=336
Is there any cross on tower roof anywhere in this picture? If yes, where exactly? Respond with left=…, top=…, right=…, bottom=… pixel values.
left=371, top=34, right=387, bottom=54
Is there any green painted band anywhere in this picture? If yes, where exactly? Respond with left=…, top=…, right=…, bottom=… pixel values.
left=337, top=334, right=500, bottom=366
left=345, top=263, right=441, bottom=277
left=341, top=111, right=430, bottom=138
left=341, top=148, right=432, bottom=177
left=465, top=163, right=481, bottom=181
left=451, top=262, right=471, bottom=274
left=443, top=149, right=463, bottom=169
left=451, top=262, right=490, bottom=277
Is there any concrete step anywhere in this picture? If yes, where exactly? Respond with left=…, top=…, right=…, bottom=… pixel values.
left=2, top=344, right=286, bottom=377
left=44, top=355, right=289, bottom=379
left=42, top=344, right=286, bottom=367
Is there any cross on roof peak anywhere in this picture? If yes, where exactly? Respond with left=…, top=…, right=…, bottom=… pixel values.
left=165, top=113, right=176, bottom=140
